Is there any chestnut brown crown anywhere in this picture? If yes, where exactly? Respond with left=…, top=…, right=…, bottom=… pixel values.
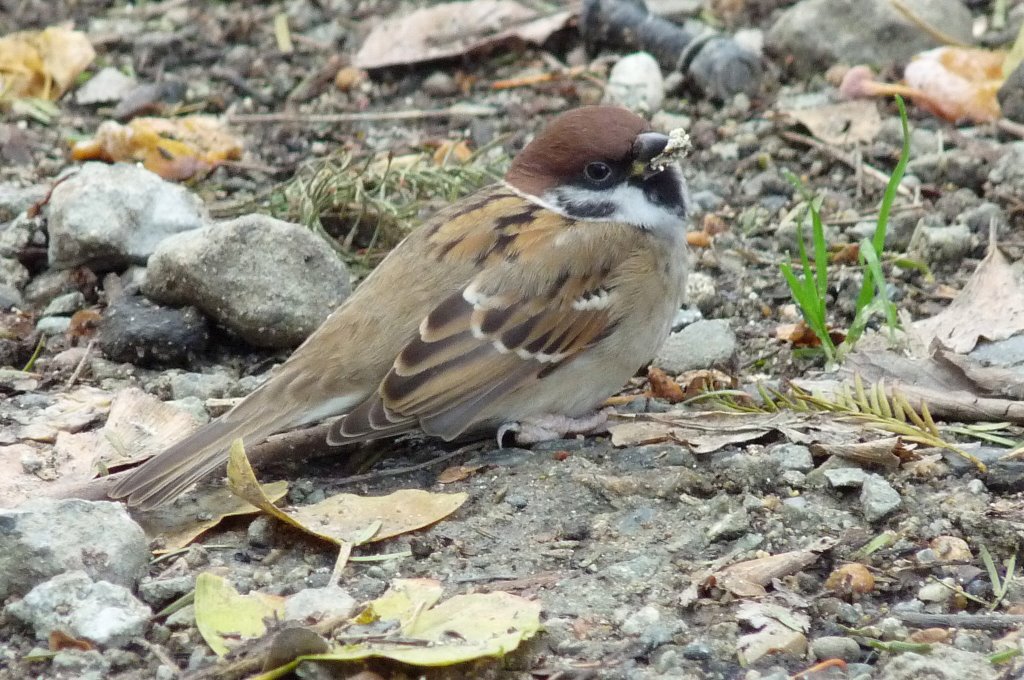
left=505, top=106, right=653, bottom=197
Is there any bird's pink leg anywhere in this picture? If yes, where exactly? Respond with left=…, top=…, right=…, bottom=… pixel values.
left=497, top=409, right=612, bottom=445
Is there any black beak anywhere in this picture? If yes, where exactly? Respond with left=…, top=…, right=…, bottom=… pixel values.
left=631, top=132, right=670, bottom=164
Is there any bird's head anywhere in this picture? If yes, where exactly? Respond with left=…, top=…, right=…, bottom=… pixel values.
left=505, top=106, right=690, bottom=235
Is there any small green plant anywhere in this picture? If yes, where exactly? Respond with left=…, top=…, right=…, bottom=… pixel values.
left=781, top=95, right=911, bottom=362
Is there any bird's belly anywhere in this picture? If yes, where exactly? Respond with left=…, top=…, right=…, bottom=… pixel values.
left=502, top=291, right=680, bottom=419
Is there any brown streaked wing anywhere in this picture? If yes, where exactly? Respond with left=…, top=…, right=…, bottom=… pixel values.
left=329, top=264, right=620, bottom=444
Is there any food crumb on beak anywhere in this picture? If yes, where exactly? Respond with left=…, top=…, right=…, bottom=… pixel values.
left=648, top=128, right=691, bottom=172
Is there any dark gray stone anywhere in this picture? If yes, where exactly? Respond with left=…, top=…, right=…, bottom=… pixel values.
left=97, top=295, right=209, bottom=367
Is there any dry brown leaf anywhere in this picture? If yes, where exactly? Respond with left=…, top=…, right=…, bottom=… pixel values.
left=783, top=100, right=881, bottom=146
left=80, top=387, right=205, bottom=469
left=827, top=349, right=1024, bottom=425
left=934, top=349, right=1024, bottom=401
left=678, top=369, right=733, bottom=401
left=708, top=540, right=835, bottom=598
left=0, top=26, right=95, bottom=102
left=134, top=480, right=289, bottom=549
left=227, top=440, right=467, bottom=546
left=436, top=464, right=482, bottom=484
left=48, top=630, right=94, bottom=652
left=809, top=437, right=910, bottom=470
left=70, top=116, right=243, bottom=181
left=831, top=243, right=860, bottom=265
left=355, top=1, right=571, bottom=70
left=16, top=386, right=111, bottom=443
left=708, top=537, right=836, bottom=598
left=840, top=47, right=1006, bottom=124
left=647, top=366, right=685, bottom=402
left=610, top=411, right=791, bottom=451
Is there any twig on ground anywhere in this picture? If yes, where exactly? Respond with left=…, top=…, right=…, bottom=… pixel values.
left=228, top=105, right=497, bottom=125
left=333, top=443, right=484, bottom=486
left=997, top=118, right=1024, bottom=139
left=65, top=339, right=95, bottom=389
left=888, top=0, right=973, bottom=48
left=895, top=611, right=1024, bottom=630
left=781, top=130, right=913, bottom=197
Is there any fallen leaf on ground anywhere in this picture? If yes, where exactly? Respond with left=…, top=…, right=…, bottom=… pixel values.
left=678, top=369, right=733, bottom=400
left=71, top=116, right=243, bottom=181
left=355, top=1, right=571, bottom=70
left=15, top=386, right=111, bottom=443
left=436, top=464, right=482, bottom=484
left=48, top=630, right=93, bottom=652
left=809, top=437, right=911, bottom=470
left=705, top=537, right=837, bottom=598
left=227, top=440, right=467, bottom=545
left=134, top=480, right=289, bottom=549
left=647, top=366, right=684, bottom=402
left=839, top=46, right=1006, bottom=124
left=64, top=387, right=205, bottom=470
left=0, top=26, right=95, bottom=102
left=258, top=578, right=542, bottom=676
left=610, top=411, right=799, bottom=451
left=782, top=99, right=882, bottom=146
left=913, top=232, right=1024, bottom=354
left=358, top=578, right=445, bottom=625
left=194, top=572, right=285, bottom=656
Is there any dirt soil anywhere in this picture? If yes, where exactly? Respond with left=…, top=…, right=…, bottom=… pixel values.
left=3, top=1, right=1024, bottom=679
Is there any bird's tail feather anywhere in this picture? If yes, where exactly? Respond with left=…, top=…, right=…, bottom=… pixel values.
left=109, top=390, right=296, bottom=510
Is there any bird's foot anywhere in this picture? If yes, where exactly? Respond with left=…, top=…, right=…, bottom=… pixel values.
left=497, top=409, right=611, bottom=446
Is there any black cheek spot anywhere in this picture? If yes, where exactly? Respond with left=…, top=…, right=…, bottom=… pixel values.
left=561, top=199, right=616, bottom=219
left=641, top=169, right=687, bottom=216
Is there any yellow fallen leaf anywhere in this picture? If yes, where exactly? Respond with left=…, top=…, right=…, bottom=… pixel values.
left=0, top=26, right=95, bottom=102
left=226, top=439, right=468, bottom=546
left=194, top=572, right=285, bottom=656
left=70, top=116, right=243, bottom=181
left=357, top=578, right=444, bottom=625
left=254, top=580, right=542, bottom=678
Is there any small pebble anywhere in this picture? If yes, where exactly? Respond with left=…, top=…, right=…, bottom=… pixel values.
left=810, top=635, right=861, bottom=662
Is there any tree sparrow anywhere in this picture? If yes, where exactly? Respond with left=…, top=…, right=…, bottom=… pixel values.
left=112, top=105, right=692, bottom=509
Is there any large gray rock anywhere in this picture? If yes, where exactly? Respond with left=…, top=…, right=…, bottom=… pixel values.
left=766, top=0, right=972, bottom=76
left=143, top=214, right=352, bottom=348
left=46, top=162, right=207, bottom=270
left=6, top=571, right=151, bottom=648
left=0, top=498, right=150, bottom=599
left=654, top=319, right=737, bottom=373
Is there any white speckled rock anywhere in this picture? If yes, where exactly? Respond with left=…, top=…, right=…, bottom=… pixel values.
left=46, top=162, right=207, bottom=270
left=603, top=52, right=664, bottom=114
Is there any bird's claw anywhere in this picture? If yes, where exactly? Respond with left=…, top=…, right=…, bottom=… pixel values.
left=497, top=409, right=611, bottom=447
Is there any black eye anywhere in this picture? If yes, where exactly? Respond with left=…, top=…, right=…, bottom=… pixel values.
left=584, top=161, right=612, bottom=183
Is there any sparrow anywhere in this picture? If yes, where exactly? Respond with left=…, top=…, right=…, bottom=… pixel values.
left=111, top=105, right=692, bottom=510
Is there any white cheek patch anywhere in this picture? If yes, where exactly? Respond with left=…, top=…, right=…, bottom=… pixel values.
left=544, top=181, right=687, bottom=236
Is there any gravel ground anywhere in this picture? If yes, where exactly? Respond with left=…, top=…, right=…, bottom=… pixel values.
left=3, top=1, right=1024, bottom=679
